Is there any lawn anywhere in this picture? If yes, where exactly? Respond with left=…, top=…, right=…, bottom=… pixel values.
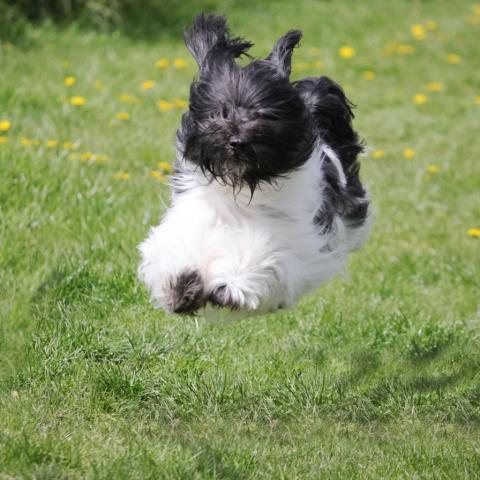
left=1, top=0, right=480, bottom=478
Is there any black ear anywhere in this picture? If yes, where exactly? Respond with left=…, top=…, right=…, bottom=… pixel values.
left=267, top=30, right=302, bottom=77
left=184, top=13, right=253, bottom=75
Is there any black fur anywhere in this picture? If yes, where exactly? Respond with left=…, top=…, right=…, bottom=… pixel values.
left=178, top=13, right=368, bottom=224
left=167, top=270, right=205, bottom=314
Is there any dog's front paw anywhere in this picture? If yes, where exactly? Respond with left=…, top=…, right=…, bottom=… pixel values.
left=166, top=270, right=206, bottom=314
left=208, top=282, right=260, bottom=311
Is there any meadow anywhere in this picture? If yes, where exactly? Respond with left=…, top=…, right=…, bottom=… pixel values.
left=1, top=0, right=480, bottom=477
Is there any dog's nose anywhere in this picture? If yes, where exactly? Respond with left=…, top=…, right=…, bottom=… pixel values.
left=230, top=138, right=246, bottom=149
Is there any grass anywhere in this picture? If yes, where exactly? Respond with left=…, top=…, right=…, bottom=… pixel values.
left=1, top=0, right=480, bottom=477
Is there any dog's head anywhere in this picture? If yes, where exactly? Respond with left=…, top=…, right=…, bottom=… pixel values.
left=178, top=14, right=314, bottom=194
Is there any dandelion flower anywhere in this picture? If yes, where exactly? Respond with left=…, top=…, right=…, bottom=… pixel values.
left=403, top=148, right=415, bottom=159
left=157, top=100, right=174, bottom=111
left=475, top=95, right=480, bottom=105
left=119, top=93, right=142, bottom=104
left=0, top=136, right=8, bottom=144
left=150, top=170, right=166, bottom=182
left=80, top=152, right=93, bottom=161
left=94, top=154, right=109, bottom=162
left=293, top=61, right=310, bottom=71
left=21, top=137, right=38, bottom=147
left=467, top=228, right=480, bottom=238
left=142, top=80, right=155, bottom=90
left=472, top=4, right=480, bottom=15
left=307, top=47, right=321, bottom=56
left=371, top=149, right=385, bottom=159
left=46, top=140, right=58, bottom=148
left=0, top=119, right=11, bottom=131
left=447, top=54, right=461, bottom=64
left=155, top=58, right=170, bottom=69
left=158, top=161, right=172, bottom=173
left=70, top=96, right=87, bottom=106
left=174, top=58, right=187, bottom=69
left=338, top=46, right=356, bottom=59
left=363, top=70, right=375, bottom=80
left=64, top=76, right=76, bottom=87
left=397, top=44, right=415, bottom=55
left=414, top=93, right=428, bottom=105
left=424, top=82, right=445, bottom=92
left=113, top=172, right=130, bottom=180
left=62, top=141, right=79, bottom=149
left=173, top=98, right=188, bottom=109
left=426, top=164, right=440, bottom=174
left=425, top=20, right=438, bottom=30
left=116, top=112, right=130, bottom=121
left=410, top=24, right=426, bottom=40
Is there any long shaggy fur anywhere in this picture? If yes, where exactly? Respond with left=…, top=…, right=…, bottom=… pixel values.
left=138, top=14, right=371, bottom=316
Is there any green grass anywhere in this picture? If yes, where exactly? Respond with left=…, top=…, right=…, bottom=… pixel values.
left=1, top=1, right=480, bottom=477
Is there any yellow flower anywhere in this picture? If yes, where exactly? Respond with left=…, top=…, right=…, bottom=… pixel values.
left=293, top=61, right=310, bottom=71
left=0, top=136, right=8, bottom=144
left=116, top=112, right=130, bottom=121
left=94, top=154, right=109, bottom=162
left=338, top=46, right=356, bottom=59
left=80, top=151, right=93, bottom=161
left=0, top=119, right=11, bottom=131
left=426, top=164, right=440, bottom=174
left=64, top=76, right=76, bottom=87
left=307, top=47, right=321, bottom=56
left=447, top=54, right=461, bottom=64
left=142, top=80, right=155, bottom=90
left=467, top=228, right=480, bottom=238
left=403, top=148, right=415, bottom=159
left=173, top=98, right=188, bottom=109
left=173, top=58, right=187, bottom=69
left=371, top=149, right=385, bottom=159
left=150, top=170, right=166, bottom=182
left=157, top=100, right=174, bottom=111
left=424, top=82, right=445, bottom=92
left=113, top=172, right=130, bottom=180
left=472, top=4, right=480, bottom=16
left=119, top=93, right=142, bottom=105
left=362, top=70, right=375, bottom=80
left=70, top=96, right=87, bottom=106
left=21, top=137, right=38, bottom=147
left=466, top=15, right=480, bottom=25
left=313, top=60, right=324, bottom=69
left=475, top=95, right=480, bottom=105
left=46, top=140, right=59, bottom=148
left=410, top=24, right=426, bottom=40
left=424, top=20, right=438, bottom=31
left=62, top=141, right=79, bottom=149
left=94, top=80, right=104, bottom=91
left=413, top=93, right=428, bottom=105
left=397, top=43, right=415, bottom=55
left=155, top=58, right=170, bottom=69
left=158, top=161, right=172, bottom=173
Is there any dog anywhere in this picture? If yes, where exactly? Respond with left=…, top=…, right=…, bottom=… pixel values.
left=138, top=13, right=371, bottom=316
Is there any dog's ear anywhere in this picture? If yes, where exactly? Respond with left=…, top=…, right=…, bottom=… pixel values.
left=184, top=13, right=252, bottom=76
left=267, top=30, right=302, bottom=78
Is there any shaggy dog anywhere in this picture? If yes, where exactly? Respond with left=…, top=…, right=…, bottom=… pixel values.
left=139, top=14, right=371, bottom=315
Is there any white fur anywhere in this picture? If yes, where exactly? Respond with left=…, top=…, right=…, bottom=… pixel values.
left=138, top=143, right=371, bottom=315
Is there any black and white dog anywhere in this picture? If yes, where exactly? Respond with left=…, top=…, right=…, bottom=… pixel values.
left=139, top=14, right=371, bottom=315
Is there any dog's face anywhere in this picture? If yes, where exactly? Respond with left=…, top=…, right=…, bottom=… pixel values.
left=179, top=14, right=314, bottom=193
